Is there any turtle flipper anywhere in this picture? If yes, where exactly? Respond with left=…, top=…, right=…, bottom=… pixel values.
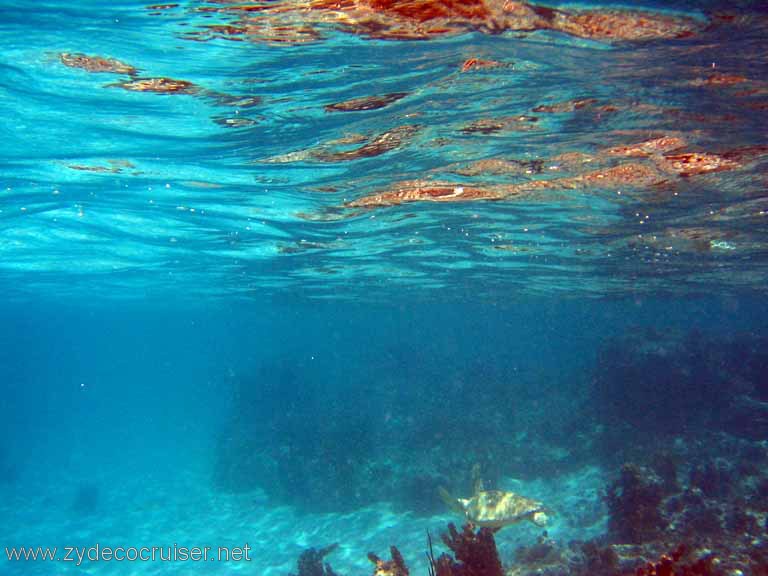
left=438, top=486, right=465, bottom=515
left=470, top=463, right=485, bottom=495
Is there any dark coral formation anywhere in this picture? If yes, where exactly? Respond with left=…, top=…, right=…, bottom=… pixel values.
left=290, top=544, right=340, bottom=576
left=429, top=524, right=503, bottom=576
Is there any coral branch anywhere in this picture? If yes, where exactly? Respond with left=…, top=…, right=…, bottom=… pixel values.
left=429, top=523, right=504, bottom=576
left=368, top=546, right=409, bottom=576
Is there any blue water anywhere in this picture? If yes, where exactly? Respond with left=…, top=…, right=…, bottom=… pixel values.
left=1, top=1, right=768, bottom=575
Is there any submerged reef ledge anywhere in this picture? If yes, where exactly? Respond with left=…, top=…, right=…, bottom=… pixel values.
left=219, top=329, right=768, bottom=574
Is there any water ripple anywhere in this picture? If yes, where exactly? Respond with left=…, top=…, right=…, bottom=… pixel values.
left=1, top=0, right=767, bottom=300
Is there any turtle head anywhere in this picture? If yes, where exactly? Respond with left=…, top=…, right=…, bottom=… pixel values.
left=532, top=511, right=549, bottom=527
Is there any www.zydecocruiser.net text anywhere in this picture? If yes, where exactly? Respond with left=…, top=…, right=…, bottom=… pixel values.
left=5, top=543, right=252, bottom=566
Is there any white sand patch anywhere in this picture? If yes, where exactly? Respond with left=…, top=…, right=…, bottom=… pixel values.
left=0, top=466, right=606, bottom=575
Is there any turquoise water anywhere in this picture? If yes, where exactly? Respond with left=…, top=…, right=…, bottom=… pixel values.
left=1, top=1, right=768, bottom=575
left=2, top=1, right=765, bottom=300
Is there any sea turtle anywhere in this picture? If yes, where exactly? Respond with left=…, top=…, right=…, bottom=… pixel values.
left=438, top=472, right=550, bottom=529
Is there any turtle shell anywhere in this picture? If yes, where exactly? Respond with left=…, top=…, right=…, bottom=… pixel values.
left=464, top=490, right=548, bottom=528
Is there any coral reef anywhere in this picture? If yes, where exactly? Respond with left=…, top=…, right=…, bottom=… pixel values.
left=592, top=447, right=768, bottom=573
